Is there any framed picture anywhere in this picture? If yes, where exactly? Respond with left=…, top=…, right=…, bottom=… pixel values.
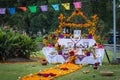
left=74, top=30, right=81, bottom=39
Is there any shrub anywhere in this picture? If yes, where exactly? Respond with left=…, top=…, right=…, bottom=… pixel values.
left=35, top=34, right=43, bottom=42
left=0, top=27, right=38, bottom=61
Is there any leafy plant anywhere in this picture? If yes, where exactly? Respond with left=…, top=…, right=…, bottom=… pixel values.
left=35, top=35, right=43, bottom=42
left=0, top=27, right=38, bottom=61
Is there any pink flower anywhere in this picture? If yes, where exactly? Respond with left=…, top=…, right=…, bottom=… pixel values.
left=98, top=45, right=104, bottom=48
left=48, top=44, right=53, bottom=47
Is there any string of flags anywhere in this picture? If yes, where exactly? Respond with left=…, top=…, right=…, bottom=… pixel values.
left=0, top=1, right=82, bottom=15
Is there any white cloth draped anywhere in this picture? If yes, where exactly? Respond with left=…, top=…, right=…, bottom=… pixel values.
left=42, top=47, right=65, bottom=63
left=42, top=39, right=104, bottom=65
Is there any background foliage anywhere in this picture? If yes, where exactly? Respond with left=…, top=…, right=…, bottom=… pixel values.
left=0, top=0, right=120, bottom=36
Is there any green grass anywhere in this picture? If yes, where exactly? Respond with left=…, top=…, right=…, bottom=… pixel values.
left=0, top=50, right=120, bottom=80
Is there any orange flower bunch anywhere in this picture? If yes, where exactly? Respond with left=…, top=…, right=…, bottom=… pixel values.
left=63, top=23, right=92, bottom=28
left=62, top=33, right=70, bottom=37
left=68, top=56, right=76, bottom=63
left=94, top=35, right=101, bottom=44
left=92, top=14, right=98, bottom=22
left=94, top=35, right=100, bottom=40
left=58, top=14, right=65, bottom=22
left=88, top=27, right=96, bottom=36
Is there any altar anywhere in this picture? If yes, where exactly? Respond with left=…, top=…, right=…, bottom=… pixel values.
left=42, top=9, right=104, bottom=65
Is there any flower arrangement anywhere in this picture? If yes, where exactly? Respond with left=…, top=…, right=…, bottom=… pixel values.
left=82, top=47, right=91, bottom=56
left=55, top=43, right=64, bottom=51
left=82, top=44, right=97, bottom=59
left=42, top=33, right=58, bottom=47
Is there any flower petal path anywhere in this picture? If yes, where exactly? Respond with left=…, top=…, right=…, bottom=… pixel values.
left=20, top=63, right=82, bottom=80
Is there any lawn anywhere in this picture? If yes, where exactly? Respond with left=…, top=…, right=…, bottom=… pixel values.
left=0, top=50, right=120, bottom=80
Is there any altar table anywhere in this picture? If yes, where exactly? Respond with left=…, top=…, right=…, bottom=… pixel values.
left=42, top=38, right=104, bottom=65
left=42, top=47, right=104, bottom=65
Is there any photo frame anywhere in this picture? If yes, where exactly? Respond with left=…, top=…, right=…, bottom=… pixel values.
left=74, top=30, right=81, bottom=39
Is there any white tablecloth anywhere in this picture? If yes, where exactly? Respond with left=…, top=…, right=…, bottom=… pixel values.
left=42, top=47, right=65, bottom=63
left=57, top=38, right=96, bottom=47
left=42, top=47, right=104, bottom=65
left=75, top=48, right=104, bottom=65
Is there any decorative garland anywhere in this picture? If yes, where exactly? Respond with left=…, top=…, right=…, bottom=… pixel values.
left=44, top=9, right=101, bottom=46
left=54, top=9, right=98, bottom=38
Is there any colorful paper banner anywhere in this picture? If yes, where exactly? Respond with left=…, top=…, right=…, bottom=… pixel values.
left=0, top=2, right=82, bottom=14
left=28, top=6, right=37, bottom=13
left=73, top=2, right=82, bottom=9
left=40, top=5, right=48, bottom=12
left=18, top=7, right=27, bottom=11
left=61, top=3, right=70, bottom=10
left=52, top=4, right=59, bottom=11
left=0, top=8, right=6, bottom=14
left=8, top=8, right=16, bottom=14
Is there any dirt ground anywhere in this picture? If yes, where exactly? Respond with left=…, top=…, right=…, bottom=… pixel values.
left=0, top=57, right=42, bottom=63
